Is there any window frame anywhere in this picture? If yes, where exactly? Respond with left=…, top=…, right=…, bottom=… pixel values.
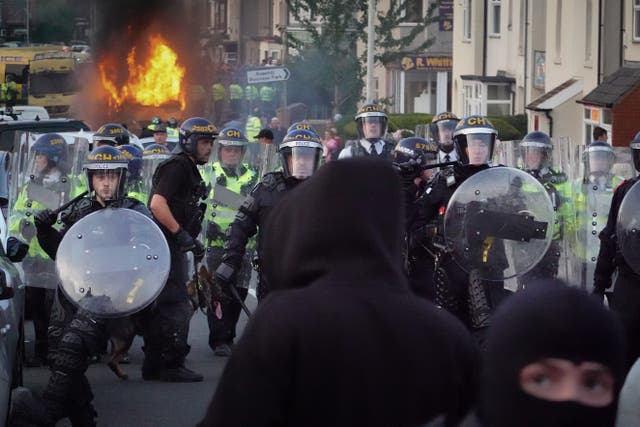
left=489, top=0, right=502, bottom=37
left=634, top=0, right=640, bottom=41
left=463, top=0, right=472, bottom=41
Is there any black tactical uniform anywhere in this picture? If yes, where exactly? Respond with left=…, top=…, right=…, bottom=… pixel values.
left=142, top=117, right=217, bottom=382
left=338, top=103, right=395, bottom=160
left=216, top=128, right=324, bottom=302
left=11, top=146, right=149, bottom=427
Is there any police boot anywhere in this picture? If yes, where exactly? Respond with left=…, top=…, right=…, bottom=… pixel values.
left=147, top=365, right=204, bottom=382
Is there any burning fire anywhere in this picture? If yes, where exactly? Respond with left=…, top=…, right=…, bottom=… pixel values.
left=99, top=34, right=186, bottom=111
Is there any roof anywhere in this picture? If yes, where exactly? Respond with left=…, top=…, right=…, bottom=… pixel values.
left=578, top=66, right=640, bottom=107
left=526, top=78, right=583, bottom=111
left=460, top=74, right=515, bottom=83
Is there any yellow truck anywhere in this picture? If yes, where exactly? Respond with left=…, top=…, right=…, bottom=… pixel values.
left=0, top=46, right=65, bottom=104
left=28, top=50, right=83, bottom=117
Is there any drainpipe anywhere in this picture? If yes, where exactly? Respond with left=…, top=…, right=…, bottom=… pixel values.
left=620, top=0, right=625, bottom=68
left=544, top=109, right=553, bottom=137
left=597, top=0, right=602, bottom=84
left=523, top=0, right=528, bottom=111
left=482, top=0, right=488, bottom=76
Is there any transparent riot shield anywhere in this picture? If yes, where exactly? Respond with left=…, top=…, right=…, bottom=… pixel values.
left=7, top=131, right=89, bottom=289
left=617, top=180, right=640, bottom=274
left=444, top=167, right=555, bottom=281
left=492, top=140, right=520, bottom=168
left=140, top=145, right=171, bottom=196
left=563, top=144, right=633, bottom=290
left=258, top=142, right=279, bottom=177
left=56, top=208, right=170, bottom=317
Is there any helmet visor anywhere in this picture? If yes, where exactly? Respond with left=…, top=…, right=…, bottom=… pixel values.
left=521, top=145, right=551, bottom=171
left=588, top=150, right=614, bottom=174
left=430, top=119, right=458, bottom=148
left=285, top=146, right=322, bottom=179
left=86, top=168, right=126, bottom=201
left=465, top=134, right=495, bottom=165
left=358, top=116, right=387, bottom=140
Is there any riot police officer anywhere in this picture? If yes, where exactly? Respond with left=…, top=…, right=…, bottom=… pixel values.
left=517, top=131, right=571, bottom=287
left=594, top=131, right=640, bottom=369
left=200, top=127, right=257, bottom=357
left=117, top=144, right=145, bottom=203
left=338, top=103, right=395, bottom=160
left=216, top=128, right=323, bottom=303
left=9, top=133, right=69, bottom=366
left=143, top=117, right=216, bottom=382
left=10, top=146, right=151, bottom=426
left=393, top=137, right=439, bottom=300
left=429, top=112, right=460, bottom=163
left=407, top=115, right=507, bottom=344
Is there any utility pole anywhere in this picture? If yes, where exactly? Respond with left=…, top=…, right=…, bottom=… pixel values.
left=366, top=0, right=375, bottom=102
left=25, top=0, right=30, bottom=45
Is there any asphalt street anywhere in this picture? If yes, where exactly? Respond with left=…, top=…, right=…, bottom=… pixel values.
left=21, top=291, right=258, bottom=427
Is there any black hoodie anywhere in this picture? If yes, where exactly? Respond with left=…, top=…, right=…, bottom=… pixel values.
left=197, top=158, right=479, bottom=427
left=480, top=283, right=626, bottom=427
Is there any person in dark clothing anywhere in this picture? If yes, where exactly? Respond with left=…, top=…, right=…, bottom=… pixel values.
left=215, top=128, right=323, bottom=302
left=142, top=117, right=216, bottom=383
left=10, top=145, right=151, bottom=426
left=407, top=115, right=508, bottom=346
left=198, top=158, right=479, bottom=427
left=338, top=103, right=395, bottom=160
left=475, top=283, right=625, bottom=427
left=593, top=130, right=640, bottom=370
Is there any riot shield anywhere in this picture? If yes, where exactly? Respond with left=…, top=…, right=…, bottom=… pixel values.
left=492, top=139, right=519, bottom=168
left=140, top=145, right=171, bottom=196
left=444, top=167, right=554, bottom=281
left=617, top=180, right=640, bottom=274
left=7, top=131, right=89, bottom=289
left=563, top=143, right=633, bottom=290
left=56, top=208, right=170, bottom=317
left=258, top=142, right=279, bottom=177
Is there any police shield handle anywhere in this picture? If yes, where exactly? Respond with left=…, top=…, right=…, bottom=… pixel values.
left=464, top=201, right=549, bottom=243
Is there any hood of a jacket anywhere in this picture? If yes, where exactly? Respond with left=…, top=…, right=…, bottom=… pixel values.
left=261, top=157, right=407, bottom=292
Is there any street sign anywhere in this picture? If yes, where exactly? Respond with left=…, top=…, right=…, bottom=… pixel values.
left=246, top=67, right=291, bottom=84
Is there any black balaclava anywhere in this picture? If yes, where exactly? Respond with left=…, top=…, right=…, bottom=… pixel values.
left=480, top=282, right=625, bottom=427
left=261, top=157, right=406, bottom=293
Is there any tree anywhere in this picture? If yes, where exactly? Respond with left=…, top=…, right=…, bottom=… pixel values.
left=284, top=0, right=439, bottom=116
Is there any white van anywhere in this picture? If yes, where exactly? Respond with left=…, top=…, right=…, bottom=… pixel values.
left=0, top=106, right=50, bottom=121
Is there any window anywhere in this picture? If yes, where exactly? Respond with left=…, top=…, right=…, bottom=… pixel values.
left=555, top=0, right=562, bottom=60
left=634, top=0, right=640, bottom=41
left=486, top=83, right=512, bottom=115
left=585, top=0, right=593, bottom=62
left=462, top=81, right=513, bottom=116
left=213, top=0, right=227, bottom=32
left=401, top=0, right=423, bottom=22
left=490, top=0, right=501, bottom=36
left=583, top=107, right=611, bottom=144
left=463, top=0, right=472, bottom=40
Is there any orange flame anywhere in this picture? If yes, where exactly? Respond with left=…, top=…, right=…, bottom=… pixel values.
left=99, top=35, right=186, bottom=111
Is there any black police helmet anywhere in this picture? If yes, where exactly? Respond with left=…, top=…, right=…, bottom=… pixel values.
left=631, top=131, right=640, bottom=172
left=393, top=137, right=438, bottom=165
left=31, top=133, right=68, bottom=167
left=453, top=115, right=497, bottom=165
left=520, top=131, right=553, bottom=171
left=178, top=117, right=218, bottom=155
left=429, top=112, right=460, bottom=152
left=279, top=129, right=323, bottom=180
left=83, top=145, right=129, bottom=200
left=93, top=123, right=130, bottom=147
left=355, top=103, right=388, bottom=142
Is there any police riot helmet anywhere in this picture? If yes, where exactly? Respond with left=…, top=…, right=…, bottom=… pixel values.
left=429, top=112, right=460, bottom=153
left=83, top=145, right=129, bottom=201
left=117, top=144, right=143, bottom=177
left=393, top=137, right=438, bottom=166
left=93, top=123, right=130, bottom=147
left=31, top=133, right=68, bottom=168
left=520, top=131, right=553, bottom=172
left=279, top=129, right=323, bottom=180
left=453, top=115, right=498, bottom=166
left=178, top=117, right=218, bottom=155
left=216, top=127, right=248, bottom=166
left=631, top=131, right=640, bottom=172
left=150, top=116, right=162, bottom=126
left=583, top=141, right=615, bottom=176
left=287, top=121, right=319, bottom=138
left=167, top=117, right=179, bottom=128
left=143, top=144, right=171, bottom=159
left=355, top=103, right=388, bottom=142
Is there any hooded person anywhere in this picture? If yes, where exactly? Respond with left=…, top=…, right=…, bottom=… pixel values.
left=477, top=283, right=625, bottom=427
left=197, top=158, right=479, bottom=427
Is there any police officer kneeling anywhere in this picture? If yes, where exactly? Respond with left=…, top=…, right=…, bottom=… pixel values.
left=142, top=117, right=216, bottom=382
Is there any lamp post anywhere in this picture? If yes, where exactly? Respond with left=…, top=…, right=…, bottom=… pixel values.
left=25, top=0, right=30, bottom=45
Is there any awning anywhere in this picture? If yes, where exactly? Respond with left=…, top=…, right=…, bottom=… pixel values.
left=526, top=78, right=583, bottom=111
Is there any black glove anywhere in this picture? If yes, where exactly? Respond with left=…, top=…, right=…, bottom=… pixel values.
left=206, top=221, right=224, bottom=242
left=34, top=209, right=57, bottom=230
left=215, top=261, right=237, bottom=285
left=19, top=218, right=35, bottom=241
left=174, top=227, right=205, bottom=262
left=6, top=236, right=28, bottom=262
left=193, top=240, right=205, bottom=264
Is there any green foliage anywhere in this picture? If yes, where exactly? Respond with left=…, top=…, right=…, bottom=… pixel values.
left=387, top=113, right=432, bottom=132
left=488, top=117, right=522, bottom=141
left=31, top=0, right=75, bottom=43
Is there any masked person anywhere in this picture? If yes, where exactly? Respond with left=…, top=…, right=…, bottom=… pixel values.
left=338, top=103, right=395, bottom=160
left=216, top=128, right=323, bottom=302
left=517, top=131, right=572, bottom=288
left=200, top=127, right=258, bottom=357
left=142, top=117, right=216, bottom=382
left=474, top=283, right=625, bottom=427
left=429, top=112, right=460, bottom=163
left=572, top=141, right=624, bottom=291
left=9, top=133, right=69, bottom=367
left=10, top=146, right=151, bottom=426
left=593, top=131, right=640, bottom=370
left=407, top=115, right=508, bottom=345
left=198, top=158, right=478, bottom=427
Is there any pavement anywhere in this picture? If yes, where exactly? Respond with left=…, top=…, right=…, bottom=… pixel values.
left=20, top=291, right=258, bottom=427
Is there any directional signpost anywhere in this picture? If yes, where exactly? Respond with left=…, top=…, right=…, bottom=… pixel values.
left=246, top=67, right=291, bottom=84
